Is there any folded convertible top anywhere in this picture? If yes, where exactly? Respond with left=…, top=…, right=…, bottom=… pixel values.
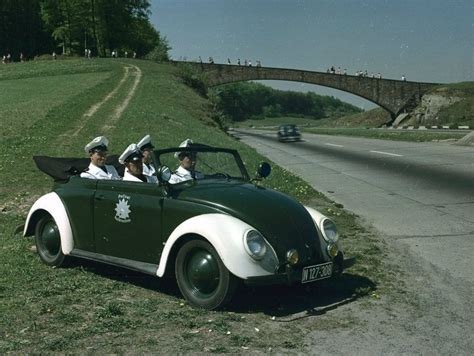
left=33, top=155, right=122, bottom=181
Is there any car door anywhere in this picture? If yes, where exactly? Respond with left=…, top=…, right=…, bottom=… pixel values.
left=59, top=176, right=98, bottom=251
left=93, top=179, right=165, bottom=264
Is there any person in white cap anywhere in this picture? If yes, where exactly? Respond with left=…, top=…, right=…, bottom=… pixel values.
left=119, top=144, right=157, bottom=183
left=80, top=136, right=120, bottom=180
left=169, top=139, right=204, bottom=184
left=136, top=134, right=156, bottom=179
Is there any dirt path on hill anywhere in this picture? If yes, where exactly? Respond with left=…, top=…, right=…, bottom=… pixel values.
left=101, top=64, right=142, bottom=132
left=67, top=64, right=142, bottom=137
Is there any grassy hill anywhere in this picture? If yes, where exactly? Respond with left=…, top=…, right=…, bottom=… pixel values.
left=0, top=59, right=391, bottom=353
left=426, top=82, right=474, bottom=127
left=0, top=59, right=317, bottom=212
left=311, top=107, right=391, bottom=128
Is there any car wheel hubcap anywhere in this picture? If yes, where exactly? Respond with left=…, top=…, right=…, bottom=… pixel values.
left=41, top=221, right=60, bottom=256
left=186, top=249, right=219, bottom=295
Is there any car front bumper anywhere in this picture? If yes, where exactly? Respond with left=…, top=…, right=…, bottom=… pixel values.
left=279, top=135, right=301, bottom=142
left=243, top=255, right=356, bottom=286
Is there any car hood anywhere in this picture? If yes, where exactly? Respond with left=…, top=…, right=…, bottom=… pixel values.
left=175, top=181, right=325, bottom=265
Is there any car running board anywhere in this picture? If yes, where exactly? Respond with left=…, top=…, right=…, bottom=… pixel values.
left=70, top=249, right=159, bottom=276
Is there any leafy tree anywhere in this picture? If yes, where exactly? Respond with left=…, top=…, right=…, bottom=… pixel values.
left=0, top=0, right=52, bottom=59
left=137, top=20, right=170, bottom=59
left=210, top=82, right=362, bottom=122
left=40, top=0, right=87, bottom=55
left=0, top=0, right=168, bottom=59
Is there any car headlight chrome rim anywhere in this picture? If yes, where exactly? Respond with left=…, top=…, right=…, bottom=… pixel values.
left=321, top=218, right=339, bottom=243
left=327, top=243, right=339, bottom=258
left=286, top=249, right=299, bottom=265
left=244, top=230, right=267, bottom=260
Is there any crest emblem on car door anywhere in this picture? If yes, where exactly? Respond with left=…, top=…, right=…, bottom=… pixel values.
left=115, top=194, right=131, bottom=223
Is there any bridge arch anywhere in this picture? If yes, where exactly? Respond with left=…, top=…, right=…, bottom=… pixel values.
left=176, top=61, right=440, bottom=122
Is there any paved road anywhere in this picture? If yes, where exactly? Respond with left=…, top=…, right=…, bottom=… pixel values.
left=232, top=129, right=474, bottom=353
left=232, top=128, right=474, bottom=286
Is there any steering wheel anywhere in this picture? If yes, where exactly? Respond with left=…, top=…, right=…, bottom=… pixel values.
left=210, top=172, right=230, bottom=179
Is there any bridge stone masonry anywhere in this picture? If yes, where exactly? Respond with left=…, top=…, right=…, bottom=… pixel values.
left=174, top=61, right=441, bottom=123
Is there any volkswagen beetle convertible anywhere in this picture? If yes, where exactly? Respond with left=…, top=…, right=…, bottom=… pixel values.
left=24, top=145, right=355, bottom=309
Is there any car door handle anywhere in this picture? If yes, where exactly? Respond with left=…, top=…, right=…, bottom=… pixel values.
left=95, top=195, right=105, bottom=201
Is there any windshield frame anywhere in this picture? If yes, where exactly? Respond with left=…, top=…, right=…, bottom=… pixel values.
left=153, top=146, right=250, bottom=181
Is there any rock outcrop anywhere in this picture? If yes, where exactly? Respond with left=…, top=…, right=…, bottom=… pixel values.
left=395, top=92, right=462, bottom=126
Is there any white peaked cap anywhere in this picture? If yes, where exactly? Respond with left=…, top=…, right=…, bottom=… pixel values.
left=174, top=138, right=193, bottom=158
left=137, top=134, right=154, bottom=150
left=84, top=136, right=109, bottom=153
left=179, top=138, right=193, bottom=148
left=119, top=143, right=142, bottom=164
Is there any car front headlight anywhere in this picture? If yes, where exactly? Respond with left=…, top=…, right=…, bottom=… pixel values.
left=243, top=230, right=267, bottom=260
left=321, top=218, right=339, bottom=243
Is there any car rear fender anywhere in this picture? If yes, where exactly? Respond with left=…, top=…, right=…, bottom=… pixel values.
left=156, top=213, right=278, bottom=279
left=23, top=192, right=74, bottom=255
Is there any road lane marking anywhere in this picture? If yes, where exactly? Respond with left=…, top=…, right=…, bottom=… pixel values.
left=325, top=143, right=344, bottom=147
left=370, top=150, right=403, bottom=157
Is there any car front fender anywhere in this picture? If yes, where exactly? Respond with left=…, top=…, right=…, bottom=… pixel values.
left=24, top=192, right=74, bottom=255
left=304, top=205, right=343, bottom=251
left=156, top=213, right=279, bottom=279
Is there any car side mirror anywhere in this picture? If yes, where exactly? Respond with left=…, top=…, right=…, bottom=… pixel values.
left=255, top=162, right=271, bottom=180
left=157, top=165, right=171, bottom=183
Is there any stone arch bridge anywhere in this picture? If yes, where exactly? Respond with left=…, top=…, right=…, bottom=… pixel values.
left=175, top=61, right=441, bottom=122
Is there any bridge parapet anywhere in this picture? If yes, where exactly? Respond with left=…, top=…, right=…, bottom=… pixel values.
left=175, top=61, right=440, bottom=121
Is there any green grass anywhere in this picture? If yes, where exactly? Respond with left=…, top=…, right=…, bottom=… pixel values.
left=231, top=116, right=322, bottom=128
left=0, top=58, right=402, bottom=353
left=436, top=83, right=474, bottom=127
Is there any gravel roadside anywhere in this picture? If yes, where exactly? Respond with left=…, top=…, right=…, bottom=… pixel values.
left=303, top=229, right=473, bottom=355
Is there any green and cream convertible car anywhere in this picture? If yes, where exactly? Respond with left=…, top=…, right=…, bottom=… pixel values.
left=24, top=145, right=354, bottom=309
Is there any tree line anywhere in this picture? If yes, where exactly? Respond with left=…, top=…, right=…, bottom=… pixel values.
left=0, top=0, right=169, bottom=60
left=209, top=82, right=363, bottom=122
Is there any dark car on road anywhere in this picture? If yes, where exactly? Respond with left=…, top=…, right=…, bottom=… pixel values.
left=278, top=124, right=301, bottom=142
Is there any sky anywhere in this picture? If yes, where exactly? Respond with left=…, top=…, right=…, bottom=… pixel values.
left=149, top=0, right=473, bottom=109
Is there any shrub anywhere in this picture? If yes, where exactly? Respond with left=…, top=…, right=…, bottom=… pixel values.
left=144, top=42, right=170, bottom=63
left=176, top=63, right=208, bottom=97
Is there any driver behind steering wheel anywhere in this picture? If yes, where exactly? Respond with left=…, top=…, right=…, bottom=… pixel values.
left=169, top=139, right=204, bottom=184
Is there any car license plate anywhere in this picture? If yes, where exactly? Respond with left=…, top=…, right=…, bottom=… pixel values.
left=301, top=262, right=333, bottom=283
